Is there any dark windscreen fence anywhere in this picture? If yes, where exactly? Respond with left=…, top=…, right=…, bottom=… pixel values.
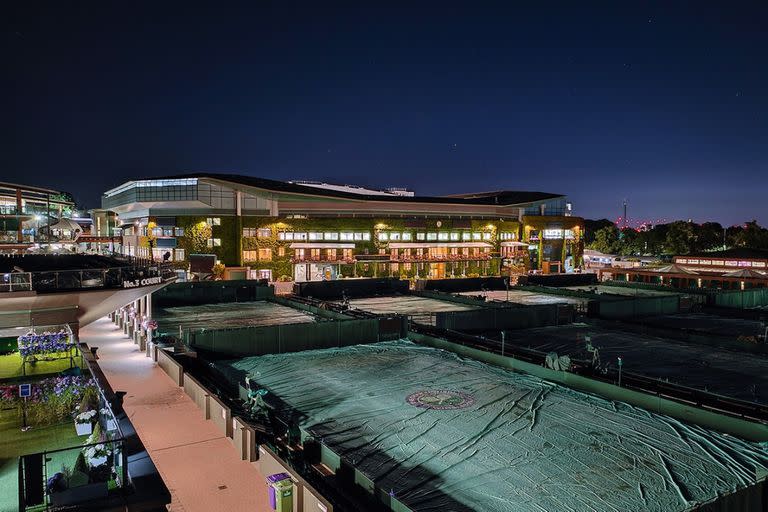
left=152, top=280, right=274, bottom=307
left=435, top=304, right=573, bottom=331
left=520, top=273, right=598, bottom=287
left=714, top=288, right=768, bottom=309
left=189, top=317, right=406, bottom=356
left=293, top=278, right=409, bottom=299
left=422, top=277, right=509, bottom=293
left=588, top=295, right=680, bottom=318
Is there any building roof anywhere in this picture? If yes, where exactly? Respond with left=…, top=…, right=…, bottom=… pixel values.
left=683, top=248, right=768, bottom=260
left=138, top=173, right=564, bottom=206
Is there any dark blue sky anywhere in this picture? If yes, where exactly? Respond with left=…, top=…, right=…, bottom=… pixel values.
left=5, top=2, right=767, bottom=224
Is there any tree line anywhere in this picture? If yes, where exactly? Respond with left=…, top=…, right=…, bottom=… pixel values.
left=584, top=219, right=768, bottom=257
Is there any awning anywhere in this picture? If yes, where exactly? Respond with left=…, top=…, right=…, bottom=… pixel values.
left=388, top=242, right=493, bottom=249
left=289, top=243, right=355, bottom=249
left=500, top=241, right=529, bottom=247
left=652, top=264, right=698, bottom=275
left=49, top=218, right=83, bottom=232
left=722, top=268, right=767, bottom=279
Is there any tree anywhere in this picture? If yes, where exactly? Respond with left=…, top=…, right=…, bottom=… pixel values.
left=664, top=221, right=696, bottom=255
left=733, top=221, right=768, bottom=250
left=589, top=225, right=621, bottom=254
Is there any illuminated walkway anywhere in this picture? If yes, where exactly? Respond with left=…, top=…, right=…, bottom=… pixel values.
left=80, top=317, right=269, bottom=512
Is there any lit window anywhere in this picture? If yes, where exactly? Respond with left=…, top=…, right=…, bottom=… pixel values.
left=461, top=232, right=471, bottom=241
left=242, top=250, right=258, bottom=261
left=482, top=232, right=492, bottom=240
left=438, top=232, right=449, bottom=241
left=243, top=228, right=257, bottom=237
left=450, top=232, right=460, bottom=241
left=207, top=238, right=221, bottom=247
left=379, top=232, right=389, bottom=241
left=175, top=227, right=185, bottom=237
left=390, top=232, right=401, bottom=241
left=277, top=232, right=286, bottom=241
left=258, top=248, right=272, bottom=261
left=278, top=247, right=285, bottom=257
left=416, top=232, right=426, bottom=241
left=472, top=232, right=482, bottom=241
left=309, top=232, right=322, bottom=241
left=257, top=228, right=271, bottom=238
left=206, top=217, right=221, bottom=226
left=402, top=232, right=412, bottom=241
left=295, top=232, right=307, bottom=240
left=340, top=232, right=354, bottom=241
left=353, top=232, right=363, bottom=241
left=362, top=232, right=371, bottom=241
left=325, top=232, right=339, bottom=240
left=427, top=232, right=437, bottom=241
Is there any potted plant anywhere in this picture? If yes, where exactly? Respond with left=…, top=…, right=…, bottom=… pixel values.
left=84, top=443, right=111, bottom=467
left=75, top=410, right=96, bottom=435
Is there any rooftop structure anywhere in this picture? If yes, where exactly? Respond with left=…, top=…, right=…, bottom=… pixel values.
left=101, top=173, right=583, bottom=279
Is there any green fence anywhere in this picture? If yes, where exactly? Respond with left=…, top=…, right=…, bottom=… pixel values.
left=714, top=288, right=768, bottom=309
left=152, top=280, right=274, bottom=307
left=435, top=304, right=573, bottom=331
left=189, top=317, right=404, bottom=356
left=588, top=295, right=680, bottom=318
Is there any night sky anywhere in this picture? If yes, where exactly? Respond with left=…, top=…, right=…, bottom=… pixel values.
left=5, top=2, right=767, bottom=224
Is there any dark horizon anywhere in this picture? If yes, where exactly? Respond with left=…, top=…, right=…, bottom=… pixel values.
left=5, top=2, right=767, bottom=225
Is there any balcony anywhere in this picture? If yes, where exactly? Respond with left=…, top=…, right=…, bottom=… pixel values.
left=390, top=253, right=493, bottom=262
left=291, top=256, right=356, bottom=264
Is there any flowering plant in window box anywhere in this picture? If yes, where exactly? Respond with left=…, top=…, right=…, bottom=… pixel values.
left=84, top=443, right=112, bottom=467
left=75, top=409, right=97, bottom=435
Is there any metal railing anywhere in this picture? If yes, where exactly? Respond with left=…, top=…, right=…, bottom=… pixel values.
left=1, top=263, right=175, bottom=293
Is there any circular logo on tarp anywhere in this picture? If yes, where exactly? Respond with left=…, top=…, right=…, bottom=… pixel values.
left=406, top=390, right=475, bottom=410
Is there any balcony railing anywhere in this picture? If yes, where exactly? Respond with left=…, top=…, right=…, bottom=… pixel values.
left=390, top=253, right=493, bottom=262
left=1, top=264, right=176, bottom=293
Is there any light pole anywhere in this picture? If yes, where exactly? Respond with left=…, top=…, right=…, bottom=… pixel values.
left=617, top=356, right=623, bottom=387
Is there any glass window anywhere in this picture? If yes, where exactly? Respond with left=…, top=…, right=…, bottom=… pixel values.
left=427, top=232, right=437, bottom=241
left=278, top=232, right=286, bottom=240
left=163, top=228, right=174, bottom=236
left=402, top=232, right=412, bottom=241
left=340, top=232, right=354, bottom=241
left=206, top=217, right=221, bottom=226
left=362, top=232, right=371, bottom=241
left=284, top=232, right=295, bottom=241
left=450, top=232, right=460, bottom=241
left=278, top=247, right=286, bottom=257
left=242, top=250, right=258, bottom=261
left=482, top=232, right=492, bottom=240
left=461, top=232, right=471, bottom=241
left=257, top=228, right=271, bottom=238
left=416, top=232, right=426, bottom=241
left=295, top=232, right=307, bottom=240
left=258, top=248, right=272, bottom=261
left=207, top=238, right=221, bottom=247
left=309, top=232, right=322, bottom=240
left=472, top=232, right=482, bottom=241
left=379, top=232, right=389, bottom=241
left=174, top=227, right=185, bottom=237
left=437, top=232, right=449, bottom=241
left=244, top=228, right=257, bottom=237
left=325, top=232, right=339, bottom=240
left=390, top=232, right=401, bottom=241
left=353, top=232, right=363, bottom=241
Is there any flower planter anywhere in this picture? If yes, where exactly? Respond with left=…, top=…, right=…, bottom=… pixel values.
left=89, top=455, right=107, bottom=467
left=75, top=422, right=93, bottom=436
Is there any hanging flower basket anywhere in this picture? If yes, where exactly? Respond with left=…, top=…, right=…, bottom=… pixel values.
left=75, top=421, right=93, bottom=436
left=84, top=444, right=112, bottom=468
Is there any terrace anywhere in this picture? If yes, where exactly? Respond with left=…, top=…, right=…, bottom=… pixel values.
left=0, top=326, right=131, bottom=512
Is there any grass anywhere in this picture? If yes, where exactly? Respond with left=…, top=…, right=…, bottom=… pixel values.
left=0, top=408, right=85, bottom=512
left=0, top=352, right=80, bottom=381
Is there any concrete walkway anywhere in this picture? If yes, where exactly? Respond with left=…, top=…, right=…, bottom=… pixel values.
left=81, top=317, right=269, bottom=512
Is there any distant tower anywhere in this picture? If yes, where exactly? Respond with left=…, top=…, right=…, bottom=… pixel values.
left=622, top=199, right=628, bottom=229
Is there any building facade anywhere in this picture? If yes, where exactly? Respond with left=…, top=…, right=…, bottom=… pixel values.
left=0, top=181, right=76, bottom=249
left=103, top=174, right=584, bottom=281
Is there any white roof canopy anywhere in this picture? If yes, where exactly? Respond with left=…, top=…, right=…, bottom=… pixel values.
left=500, top=241, right=529, bottom=247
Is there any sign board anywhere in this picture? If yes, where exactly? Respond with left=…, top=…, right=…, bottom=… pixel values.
left=19, top=384, right=31, bottom=398
left=122, top=276, right=163, bottom=288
